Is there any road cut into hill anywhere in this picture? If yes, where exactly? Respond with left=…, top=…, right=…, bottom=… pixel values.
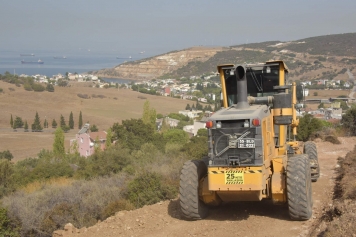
left=53, top=137, right=356, bottom=237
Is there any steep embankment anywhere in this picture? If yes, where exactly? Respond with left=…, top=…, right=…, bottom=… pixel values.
left=54, top=137, right=356, bottom=237
left=93, top=46, right=224, bottom=80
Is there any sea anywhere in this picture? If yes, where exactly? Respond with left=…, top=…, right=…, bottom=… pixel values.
left=0, top=49, right=138, bottom=84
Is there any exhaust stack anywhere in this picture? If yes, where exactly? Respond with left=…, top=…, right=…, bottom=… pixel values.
left=235, top=66, right=249, bottom=109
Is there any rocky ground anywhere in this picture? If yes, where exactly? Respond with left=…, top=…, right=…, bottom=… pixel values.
left=53, top=137, right=356, bottom=237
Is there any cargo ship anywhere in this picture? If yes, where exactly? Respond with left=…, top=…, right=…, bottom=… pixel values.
left=20, top=53, right=35, bottom=56
left=53, top=56, right=67, bottom=59
left=21, top=59, right=44, bottom=64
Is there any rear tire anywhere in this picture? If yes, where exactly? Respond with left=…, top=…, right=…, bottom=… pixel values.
left=304, top=141, right=320, bottom=182
left=179, top=160, right=208, bottom=220
left=287, top=154, right=313, bottom=220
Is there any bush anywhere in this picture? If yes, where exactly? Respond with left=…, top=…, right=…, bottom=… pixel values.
left=0, top=150, right=13, bottom=161
left=75, top=146, right=131, bottom=179
left=32, top=83, right=45, bottom=92
left=46, top=84, right=54, bottom=92
left=126, top=171, right=177, bottom=208
left=0, top=207, right=20, bottom=237
left=0, top=160, right=15, bottom=198
left=11, top=154, right=74, bottom=188
left=77, top=93, right=89, bottom=99
left=324, top=135, right=341, bottom=144
left=101, top=199, right=134, bottom=219
left=341, top=107, right=356, bottom=136
left=163, top=129, right=189, bottom=145
left=23, top=83, right=32, bottom=91
left=297, top=114, right=323, bottom=141
left=2, top=175, right=128, bottom=237
left=181, top=136, right=208, bottom=159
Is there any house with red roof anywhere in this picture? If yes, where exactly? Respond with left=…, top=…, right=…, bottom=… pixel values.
left=71, top=124, right=107, bottom=157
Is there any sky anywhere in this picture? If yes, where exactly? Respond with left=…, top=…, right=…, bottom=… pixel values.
left=1, top=0, right=355, bottom=56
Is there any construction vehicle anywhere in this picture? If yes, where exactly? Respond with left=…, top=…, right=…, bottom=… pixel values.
left=179, top=61, right=320, bottom=221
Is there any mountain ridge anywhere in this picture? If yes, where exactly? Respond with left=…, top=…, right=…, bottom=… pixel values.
left=93, top=33, right=356, bottom=81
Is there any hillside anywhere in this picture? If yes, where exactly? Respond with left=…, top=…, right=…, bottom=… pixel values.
left=93, top=46, right=224, bottom=80
left=0, top=81, right=189, bottom=161
left=93, top=33, right=356, bottom=82
left=53, top=137, right=356, bottom=237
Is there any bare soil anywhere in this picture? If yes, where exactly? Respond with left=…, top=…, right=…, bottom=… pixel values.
left=54, top=137, right=356, bottom=237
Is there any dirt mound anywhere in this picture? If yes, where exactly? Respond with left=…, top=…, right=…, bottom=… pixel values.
left=53, top=137, right=356, bottom=237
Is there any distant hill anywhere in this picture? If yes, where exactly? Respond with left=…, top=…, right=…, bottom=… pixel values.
left=93, top=33, right=356, bottom=82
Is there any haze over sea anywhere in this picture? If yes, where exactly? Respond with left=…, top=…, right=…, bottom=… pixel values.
left=0, top=49, right=144, bottom=83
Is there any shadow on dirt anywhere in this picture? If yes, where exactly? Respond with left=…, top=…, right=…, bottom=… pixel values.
left=168, top=199, right=290, bottom=221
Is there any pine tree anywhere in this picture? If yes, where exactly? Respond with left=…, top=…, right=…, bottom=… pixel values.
left=10, top=114, right=13, bottom=128
left=69, top=111, right=74, bottom=129
left=53, top=127, right=65, bottom=158
left=90, top=124, right=98, bottom=132
left=52, top=119, right=57, bottom=128
left=43, top=119, right=48, bottom=128
left=78, top=111, right=83, bottom=129
left=60, top=114, right=66, bottom=128
left=13, top=116, right=24, bottom=129
left=24, top=120, right=29, bottom=132
left=142, top=100, right=156, bottom=128
left=160, top=117, right=170, bottom=132
left=105, top=128, right=112, bottom=148
left=31, top=111, right=43, bottom=132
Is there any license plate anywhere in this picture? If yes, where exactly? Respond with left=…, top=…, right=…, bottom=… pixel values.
left=238, top=138, right=255, bottom=148
left=225, top=170, right=244, bottom=184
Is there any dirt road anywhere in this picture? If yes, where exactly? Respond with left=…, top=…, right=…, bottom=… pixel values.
left=54, top=137, right=355, bottom=237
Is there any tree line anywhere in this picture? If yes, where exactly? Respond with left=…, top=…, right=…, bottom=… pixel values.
left=10, top=111, right=85, bottom=132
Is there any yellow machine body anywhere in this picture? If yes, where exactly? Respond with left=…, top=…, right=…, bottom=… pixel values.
left=200, top=61, right=300, bottom=205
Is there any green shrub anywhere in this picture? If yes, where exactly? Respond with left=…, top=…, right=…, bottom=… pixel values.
left=101, top=199, right=134, bottom=219
left=163, top=129, right=189, bottom=145
left=75, top=145, right=131, bottom=179
left=181, top=136, right=208, bottom=159
left=23, top=83, right=32, bottom=91
left=297, top=114, right=323, bottom=141
left=0, top=150, right=13, bottom=161
left=324, top=135, right=341, bottom=144
left=46, top=84, right=54, bottom=92
left=0, top=207, right=20, bottom=237
left=341, top=107, right=356, bottom=136
left=126, top=171, right=177, bottom=208
left=32, top=83, right=45, bottom=92
left=0, top=160, right=15, bottom=198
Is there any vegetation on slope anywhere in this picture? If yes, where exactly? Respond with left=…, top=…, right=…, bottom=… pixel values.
left=162, top=33, right=356, bottom=80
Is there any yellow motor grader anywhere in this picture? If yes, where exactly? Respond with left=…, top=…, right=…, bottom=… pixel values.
left=179, top=61, right=319, bottom=221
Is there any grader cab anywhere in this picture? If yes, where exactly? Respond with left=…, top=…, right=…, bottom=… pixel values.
left=179, top=61, right=320, bottom=221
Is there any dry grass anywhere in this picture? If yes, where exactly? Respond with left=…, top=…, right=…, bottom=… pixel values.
left=20, top=177, right=74, bottom=194
left=306, top=89, right=350, bottom=99
left=0, top=81, right=190, bottom=161
left=2, top=174, right=128, bottom=237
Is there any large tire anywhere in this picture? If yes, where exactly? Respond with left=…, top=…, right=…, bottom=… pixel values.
left=287, top=154, right=313, bottom=220
left=304, top=141, right=320, bottom=182
left=179, top=160, right=208, bottom=220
